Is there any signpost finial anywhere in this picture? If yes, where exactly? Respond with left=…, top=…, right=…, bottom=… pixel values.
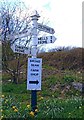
left=31, top=10, right=40, bottom=20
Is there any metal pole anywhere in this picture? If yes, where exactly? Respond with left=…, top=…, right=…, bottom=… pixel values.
left=30, top=11, right=40, bottom=112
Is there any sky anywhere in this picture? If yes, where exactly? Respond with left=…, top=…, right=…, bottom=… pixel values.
left=0, top=0, right=83, bottom=48
left=21, top=0, right=82, bottom=48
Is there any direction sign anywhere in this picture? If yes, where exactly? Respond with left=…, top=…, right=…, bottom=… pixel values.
left=37, top=23, right=55, bottom=34
left=38, top=36, right=56, bottom=44
left=14, top=31, right=32, bottom=39
left=27, top=58, right=42, bottom=90
left=11, top=44, right=31, bottom=54
left=8, top=29, right=32, bottom=40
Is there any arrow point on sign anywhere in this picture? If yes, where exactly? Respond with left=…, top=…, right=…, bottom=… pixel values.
left=36, top=80, right=39, bottom=84
left=29, top=80, right=39, bottom=84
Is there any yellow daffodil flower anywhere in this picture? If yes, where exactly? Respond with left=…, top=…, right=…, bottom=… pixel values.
left=1, top=116, right=4, bottom=119
left=1, top=95, right=4, bottom=98
left=27, top=104, right=30, bottom=108
left=35, top=109, right=38, bottom=112
left=14, top=108, right=18, bottom=112
left=12, top=106, right=16, bottom=109
left=29, top=111, right=34, bottom=116
left=39, top=96, right=43, bottom=100
left=1, top=109, right=3, bottom=112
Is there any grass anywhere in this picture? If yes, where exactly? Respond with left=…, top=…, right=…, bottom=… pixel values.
left=1, top=94, right=83, bottom=119
left=1, top=48, right=84, bottom=119
left=1, top=68, right=83, bottom=119
left=1, top=70, right=83, bottom=119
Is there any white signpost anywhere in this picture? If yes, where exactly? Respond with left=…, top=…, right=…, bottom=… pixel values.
left=38, top=23, right=55, bottom=34
left=10, top=10, right=56, bottom=112
left=27, top=58, right=42, bottom=90
left=38, top=36, right=56, bottom=44
left=11, top=44, right=31, bottom=54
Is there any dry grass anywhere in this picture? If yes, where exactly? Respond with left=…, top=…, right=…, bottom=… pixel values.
left=38, top=48, right=83, bottom=71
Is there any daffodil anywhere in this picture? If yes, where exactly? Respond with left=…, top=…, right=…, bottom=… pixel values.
left=1, top=95, right=4, bottom=98
left=39, top=96, right=43, bottom=100
left=14, top=108, right=18, bottom=112
left=35, top=109, right=38, bottom=112
left=29, top=111, right=34, bottom=116
left=27, top=104, right=30, bottom=108
left=1, top=109, right=3, bottom=112
left=1, top=115, right=4, bottom=119
left=12, top=106, right=16, bottom=109
left=46, top=106, right=49, bottom=109
left=79, top=106, right=81, bottom=109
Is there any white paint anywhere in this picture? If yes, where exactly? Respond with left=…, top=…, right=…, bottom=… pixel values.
left=38, top=23, right=55, bottom=34
left=27, top=58, right=42, bottom=90
left=38, top=36, right=56, bottom=44
left=11, top=44, right=31, bottom=54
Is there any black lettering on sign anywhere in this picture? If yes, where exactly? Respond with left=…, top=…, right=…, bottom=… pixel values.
left=38, top=41, right=42, bottom=44
left=30, top=60, right=40, bottom=63
left=31, top=64, right=34, bottom=66
left=31, top=69, right=39, bottom=72
left=15, top=49, right=24, bottom=52
left=31, top=64, right=39, bottom=67
left=50, top=40, right=52, bottom=43
left=35, top=60, right=40, bottom=63
left=30, top=60, right=34, bottom=62
left=35, top=64, right=39, bottom=67
left=42, top=41, right=47, bottom=44
left=31, top=73, right=39, bottom=76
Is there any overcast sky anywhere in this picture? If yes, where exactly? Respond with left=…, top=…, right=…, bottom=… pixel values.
left=22, top=0, right=82, bottom=48
left=0, top=0, right=82, bottom=47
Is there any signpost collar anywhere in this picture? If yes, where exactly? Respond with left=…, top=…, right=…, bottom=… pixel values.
left=30, top=10, right=40, bottom=20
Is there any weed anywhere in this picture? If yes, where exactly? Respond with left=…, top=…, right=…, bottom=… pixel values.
left=63, top=75, right=75, bottom=83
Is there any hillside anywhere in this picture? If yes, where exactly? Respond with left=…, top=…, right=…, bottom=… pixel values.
left=2, top=47, right=83, bottom=84
left=38, top=48, right=83, bottom=71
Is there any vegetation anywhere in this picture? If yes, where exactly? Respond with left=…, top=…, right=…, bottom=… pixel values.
left=0, top=0, right=30, bottom=84
left=1, top=47, right=84, bottom=119
left=1, top=94, right=83, bottom=119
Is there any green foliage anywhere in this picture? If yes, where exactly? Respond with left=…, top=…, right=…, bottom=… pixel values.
left=63, top=75, right=75, bottom=83
left=38, top=98, right=83, bottom=119
left=2, top=83, right=28, bottom=94
left=1, top=94, right=83, bottom=119
left=2, top=73, right=11, bottom=81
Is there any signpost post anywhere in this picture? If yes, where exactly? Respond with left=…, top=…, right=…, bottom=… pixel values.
left=30, top=11, right=40, bottom=112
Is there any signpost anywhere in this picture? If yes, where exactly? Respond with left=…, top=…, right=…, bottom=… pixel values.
left=14, top=31, right=32, bottom=39
left=11, top=44, right=31, bottom=54
left=38, top=36, right=56, bottom=44
left=38, top=23, right=55, bottom=34
left=30, top=11, right=40, bottom=112
left=10, top=10, right=56, bottom=113
left=27, top=58, right=42, bottom=90
left=8, top=29, right=32, bottom=40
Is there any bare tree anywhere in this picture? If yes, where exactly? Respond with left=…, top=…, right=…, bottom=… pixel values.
left=0, top=0, right=31, bottom=83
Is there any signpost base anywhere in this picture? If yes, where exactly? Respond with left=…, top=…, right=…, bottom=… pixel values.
left=31, top=90, right=37, bottom=112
